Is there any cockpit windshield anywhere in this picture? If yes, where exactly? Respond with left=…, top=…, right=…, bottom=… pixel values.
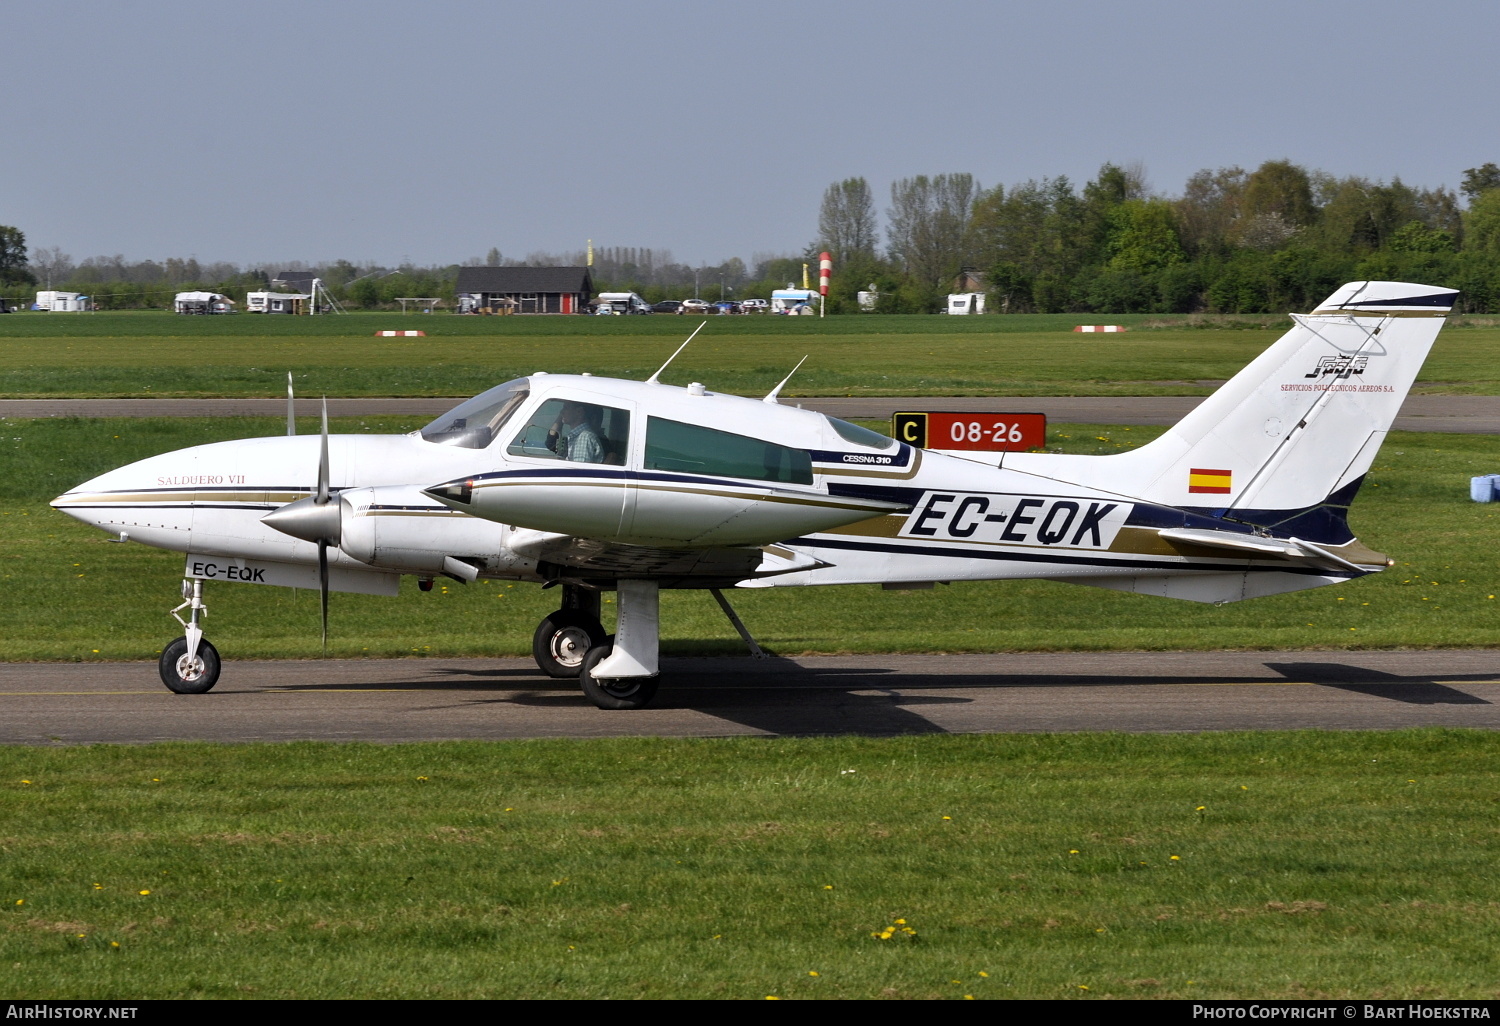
left=420, top=378, right=531, bottom=448
left=825, top=415, right=896, bottom=450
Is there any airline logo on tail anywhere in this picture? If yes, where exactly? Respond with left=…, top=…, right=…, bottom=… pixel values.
left=1188, top=468, right=1232, bottom=494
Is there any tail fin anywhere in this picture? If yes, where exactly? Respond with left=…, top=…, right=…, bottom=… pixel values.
left=1006, top=281, right=1457, bottom=539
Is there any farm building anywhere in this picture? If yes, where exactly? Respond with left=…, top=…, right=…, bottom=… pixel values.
left=271, top=270, right=317, bottom=292
left=455, top=266, right=592, bottom=315
left=174, top=291, right=235, bottom=314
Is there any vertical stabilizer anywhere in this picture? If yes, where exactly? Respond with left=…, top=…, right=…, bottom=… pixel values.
left=1004, top=281, right=1457, bottom=531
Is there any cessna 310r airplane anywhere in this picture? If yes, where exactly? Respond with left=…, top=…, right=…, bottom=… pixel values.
left=52, top=280, right=1456, bottom=708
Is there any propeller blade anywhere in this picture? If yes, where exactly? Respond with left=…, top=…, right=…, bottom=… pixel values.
left=316, top=398, right=330, bottom=505
left=286, top=372, right=295, bottom=436
left=318, top=539, right=329, bottom=655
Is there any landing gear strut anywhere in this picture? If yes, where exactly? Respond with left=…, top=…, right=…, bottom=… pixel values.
left=160, top=578, right=220, bottom=694
left=579, top=580, right=659, bottom=710
left=532, top=584, right=606, bottom=678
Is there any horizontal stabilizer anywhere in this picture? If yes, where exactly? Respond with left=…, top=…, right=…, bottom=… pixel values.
left=1158, top=528, right=1385, bottom=571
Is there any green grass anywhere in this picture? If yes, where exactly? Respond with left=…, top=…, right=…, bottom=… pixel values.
left=3, top=310, right=1499, bottom=396
left=5, top=416, right=1498, bottom=662
left=3, top=731, right=1498, bottom=999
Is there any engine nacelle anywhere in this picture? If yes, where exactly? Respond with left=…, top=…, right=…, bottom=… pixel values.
left=337, top=485, right=539, bottom=578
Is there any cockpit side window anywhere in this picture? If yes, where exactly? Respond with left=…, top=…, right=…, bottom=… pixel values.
left=507, top=399, right=630, bottom=466
left=826, top=415, right=895, bottom=450
left=644, top=417, right=813, bottom=485
left=420, top=379, right=530, bottom=449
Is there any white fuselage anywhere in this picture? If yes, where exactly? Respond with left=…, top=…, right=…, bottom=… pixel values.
left=52, top=374, right=1367, bottom=601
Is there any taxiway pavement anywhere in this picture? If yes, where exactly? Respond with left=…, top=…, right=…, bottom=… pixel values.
left=3, top=395, right=1499, bottom=433
left=3, top=650, right=1497, bottom=744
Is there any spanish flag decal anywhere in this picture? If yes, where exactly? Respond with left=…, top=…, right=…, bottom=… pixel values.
left=1189, top=468, right=1232, bottom=494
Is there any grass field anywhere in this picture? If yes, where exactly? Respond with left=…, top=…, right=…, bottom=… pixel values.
left=4, top=731, right=1498, bottom=999
left=5, top=415, right=1497, bottom=662
left=3, top=310, right=1499, bottom=397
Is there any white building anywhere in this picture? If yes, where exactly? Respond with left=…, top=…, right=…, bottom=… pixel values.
left=246, top=291, right=311, bottom=314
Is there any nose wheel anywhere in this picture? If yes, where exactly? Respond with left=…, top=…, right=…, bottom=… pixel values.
left=159, top=635, right=221, bottom=694
left=161, top=578, right=221, bottom=694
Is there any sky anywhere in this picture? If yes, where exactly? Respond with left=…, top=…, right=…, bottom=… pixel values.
left=5, top=0, right=1498, bottom=270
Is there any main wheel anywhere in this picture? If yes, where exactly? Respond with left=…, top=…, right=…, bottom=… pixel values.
left=579, top=644, right=659, bottom=710
left=158, top=636, right=221, bottom=694
left=532, top=611, right=606, bottom=678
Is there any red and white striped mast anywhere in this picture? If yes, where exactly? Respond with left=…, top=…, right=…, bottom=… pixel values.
left=818, top=251, right=831, bottom=318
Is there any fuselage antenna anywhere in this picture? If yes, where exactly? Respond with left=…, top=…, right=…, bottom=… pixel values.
left=646, top=321, right=707, bottom=385
left=763, top=355, right=809, bottom=404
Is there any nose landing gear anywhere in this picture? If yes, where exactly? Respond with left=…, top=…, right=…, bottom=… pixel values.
left=160, top=578, right=220, bottom=694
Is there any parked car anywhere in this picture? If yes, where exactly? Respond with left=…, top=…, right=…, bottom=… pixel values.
left=679, top=298, right=712, bottom=314
left=739, top=298, right=769, bottom=313
left=714, top=301, right=740, bottom=315
left=651, top=300, right=683, bottom=314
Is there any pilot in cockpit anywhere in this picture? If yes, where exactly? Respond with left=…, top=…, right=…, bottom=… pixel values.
left=548, top=402, right=606, bottom=463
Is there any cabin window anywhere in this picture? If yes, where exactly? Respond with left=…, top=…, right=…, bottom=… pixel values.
left=508, top=399, right=630, bottom=466
left=644, top=417, right=812, bottom=485
left=420, top=379, right=530, bottom=449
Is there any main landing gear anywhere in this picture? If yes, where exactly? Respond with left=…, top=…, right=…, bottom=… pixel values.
left=160, top=578, right=220, bottom=694
left=532, top=584, right=607, bottom=678
left=531, top=582, right=770, bottom=711
left=530, top=581, right=660, bottom=709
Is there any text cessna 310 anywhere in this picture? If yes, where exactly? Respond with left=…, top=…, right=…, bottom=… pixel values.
left=52, top=280, right=1457, bottom=708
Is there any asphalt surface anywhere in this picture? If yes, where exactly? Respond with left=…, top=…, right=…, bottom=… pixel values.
left=4, top=395, right=1498, bottom=432
left=3, top=650, right=1497, bottom=744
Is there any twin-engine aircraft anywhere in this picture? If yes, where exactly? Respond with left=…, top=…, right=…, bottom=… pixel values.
left=52, top=281, right=1456, bottom=708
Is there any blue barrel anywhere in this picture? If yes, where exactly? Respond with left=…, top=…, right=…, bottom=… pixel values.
left=1470, top=475, right=1500, bottom=502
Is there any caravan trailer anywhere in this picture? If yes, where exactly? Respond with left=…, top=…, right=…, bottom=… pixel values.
left=34, top=291, right=88, bottom=312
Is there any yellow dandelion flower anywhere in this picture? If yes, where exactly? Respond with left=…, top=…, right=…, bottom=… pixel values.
left=19, top=780, right=31, bottom=785
left=808, top=971, right=819, bottom=977
left=417, top=776, right=428, bottom=781
left=895, top=919, right=905, bottom=924
left=1095, top=928, right=1106, bottom=933
left=1069, top=849, right=1079, bottom=854
left=965, top=995, right=974, bottom=1000
left=823, top=885, right=833, bottom=890
left=138, top=890, right=150, bottom=896
left=1078, top=984, right=1090, bottom=990
left=1195, top=806, right=1206, bottom=811
left=951, top=979, right=961, bottom=984
left=1170, top=855, right=1180, bottom=861
left=942, top=815, right=951, bottom=820
left=93, top=884, right=102, bottom=890
left=14, top=899, right=23, bottom=906
left=111, top=942, right=119, bottom=949
left=979, top=971, right=989, bottom=977
left=765, top=996, right=779, bottom=1000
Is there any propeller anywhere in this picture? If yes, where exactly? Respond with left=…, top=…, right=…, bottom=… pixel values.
left=261, top=397, right=338, bottom=654
left=315, top=398, right=331, bottom=652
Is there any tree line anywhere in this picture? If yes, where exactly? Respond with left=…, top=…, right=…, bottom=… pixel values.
left=4, top=159, right=1497, bottom=313
left=814, top=161, right=1500, bottom=314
